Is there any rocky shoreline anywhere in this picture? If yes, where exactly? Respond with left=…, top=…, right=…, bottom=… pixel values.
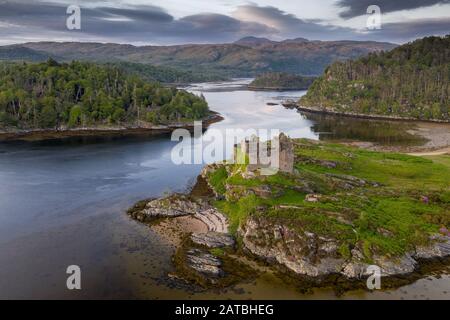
left=0, top=112, right=223, bottom=142
left=128, top=181, right=450, bottom=293
left=240, top=215, right=450, bottom=279
left=127, top=189, right=255, bottom=287
left=248, top=86, right=309, bottom=91
left=294, top=104, right=450, bottom=123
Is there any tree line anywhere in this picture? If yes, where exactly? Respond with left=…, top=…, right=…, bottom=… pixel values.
left=0, top=59, right=209, bottom=129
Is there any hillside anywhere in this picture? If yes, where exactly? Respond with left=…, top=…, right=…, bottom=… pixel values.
left=107, top=62, right=228, bottom=84
left=248, top=72, right=315, bottom=90
left=0, top=59, right=209, bottom=131
left=0, top=38, right=396, bottom=78
left=0, top=45, right=57, bottom=62
left=299, top=35, right=450, bottom=121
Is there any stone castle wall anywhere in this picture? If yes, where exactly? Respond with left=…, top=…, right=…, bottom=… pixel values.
left=233, top=133, right=294, bottom=174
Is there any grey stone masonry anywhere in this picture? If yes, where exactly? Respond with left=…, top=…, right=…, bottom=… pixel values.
left=233, top=133, right=294, bottom=174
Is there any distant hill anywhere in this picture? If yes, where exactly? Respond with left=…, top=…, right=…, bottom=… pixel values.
left=0, top=38, right=396, bottom=78
left=234, top=36, right=275, bottom=46
left=299, top=35, right=450, bottom=121
left=0, top=45, right=57, bottom=61
left=280, top=38, right=309, bottom=44
left=107, top=62, right=228, bottom=84
left=248, top=72, right=315, bottom=90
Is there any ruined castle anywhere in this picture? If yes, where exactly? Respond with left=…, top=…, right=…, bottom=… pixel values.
left=233, top=133, right=294, bottom=174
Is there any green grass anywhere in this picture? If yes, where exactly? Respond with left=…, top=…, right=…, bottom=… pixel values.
left=206, top=140, right=450, bottom=259
left=207, top=166, right=228, bottom=195
left=210, top=248, right=225, bottom=257
left=295, top=140, right=450, bottom=190
left=215, top=194, right=259, bottom=234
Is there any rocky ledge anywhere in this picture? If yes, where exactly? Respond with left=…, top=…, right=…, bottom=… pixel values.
left=128, top=192, right=245, bottom=286
left=185, top=249, right=224, bottom=278
left=191, top=232, right=235, bottom=248
left=128, top=194, right=228, bottom=233
left=240, top=216, right=450, bottom=279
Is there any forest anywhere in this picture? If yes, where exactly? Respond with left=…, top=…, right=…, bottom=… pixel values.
left=248, top=72, right=315, bottom=90
left=300, top=35, right=449, bottom=121
left=0, top=59, right=209, bottom=130
left=107, top=62, right=228, bottom=84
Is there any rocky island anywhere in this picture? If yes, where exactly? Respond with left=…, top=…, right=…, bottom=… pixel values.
left=129, top=134, right=450, bottom=292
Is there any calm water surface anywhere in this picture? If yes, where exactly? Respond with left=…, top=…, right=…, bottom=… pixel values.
left=0, top=80, right=448, bottom=299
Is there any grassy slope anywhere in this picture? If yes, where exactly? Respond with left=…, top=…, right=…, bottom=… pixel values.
left=207, top=140, right=450, bottom=260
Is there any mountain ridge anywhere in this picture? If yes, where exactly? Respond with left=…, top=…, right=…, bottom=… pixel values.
left=0, top=39, right=397, bottom=78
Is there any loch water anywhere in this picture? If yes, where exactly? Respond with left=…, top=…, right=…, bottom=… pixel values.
left=0, top=80, right=447, bottom=299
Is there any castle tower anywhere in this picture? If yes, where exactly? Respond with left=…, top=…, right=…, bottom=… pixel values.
left=278, top=133, right=294, bottom=174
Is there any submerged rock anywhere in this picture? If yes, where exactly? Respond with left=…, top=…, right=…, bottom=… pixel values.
left=186, top=249, right=223, bottom=277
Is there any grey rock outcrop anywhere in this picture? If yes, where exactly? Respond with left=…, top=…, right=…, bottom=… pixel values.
left=186, top=249, right=223, bottom=277
left=191, top=232, right=235, bottom=248
left=239, top=216, right=450, bottom=279
left=414, top=235, right=450, bottom=259
left=143, top=195, right=204, bottom=218
left=239, top=216, right=345, bottom=277
left=134, top=194, right=229, bottom=233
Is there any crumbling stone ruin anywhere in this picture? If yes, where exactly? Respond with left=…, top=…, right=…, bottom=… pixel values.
left=233, top=133, right=294, bottom=174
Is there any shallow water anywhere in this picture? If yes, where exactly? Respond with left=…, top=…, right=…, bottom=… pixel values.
left=0, top=79, right=448, bottom=299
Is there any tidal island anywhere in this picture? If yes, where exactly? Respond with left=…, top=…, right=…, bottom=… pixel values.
left=128, top=134, right=450, bottom=293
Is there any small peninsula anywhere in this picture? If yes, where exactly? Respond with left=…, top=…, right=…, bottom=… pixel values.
left=248, top=72, right=316, bottom=91
left=298, top=35, right=449, bottom=122
left=129, top=135, right=450, bottom=292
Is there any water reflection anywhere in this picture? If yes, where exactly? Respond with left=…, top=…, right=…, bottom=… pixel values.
left=301, top=112, right=426, bottom=146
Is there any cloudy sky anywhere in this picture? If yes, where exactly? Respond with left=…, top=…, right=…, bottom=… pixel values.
left=0, top=0, right=449, bottom=45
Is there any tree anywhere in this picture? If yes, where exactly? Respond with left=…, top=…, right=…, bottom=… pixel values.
left=68, top=105, right=82, bottom=127
left=39, top=105, right=57, bottom=128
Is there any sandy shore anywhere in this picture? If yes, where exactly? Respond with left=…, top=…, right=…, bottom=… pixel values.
left=151, top=216, right=209, bottom=247
left=405, top=122, right=450, bottom=154
left=338, top=121, right=450, bottom=154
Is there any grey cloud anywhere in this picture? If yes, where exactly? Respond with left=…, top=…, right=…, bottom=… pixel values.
left=336, top=0, right=450, bottom=18
left=361, top=18, right=450, bottom=43
left=180, top=13, right=274, bottom=37
left=98, top=6, right=174, bottom=23
left=0, top=0, right=448, bottom=45
left=0, top=0, right=273, bottom=44
left=233, top=5, right=357, bottom=40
